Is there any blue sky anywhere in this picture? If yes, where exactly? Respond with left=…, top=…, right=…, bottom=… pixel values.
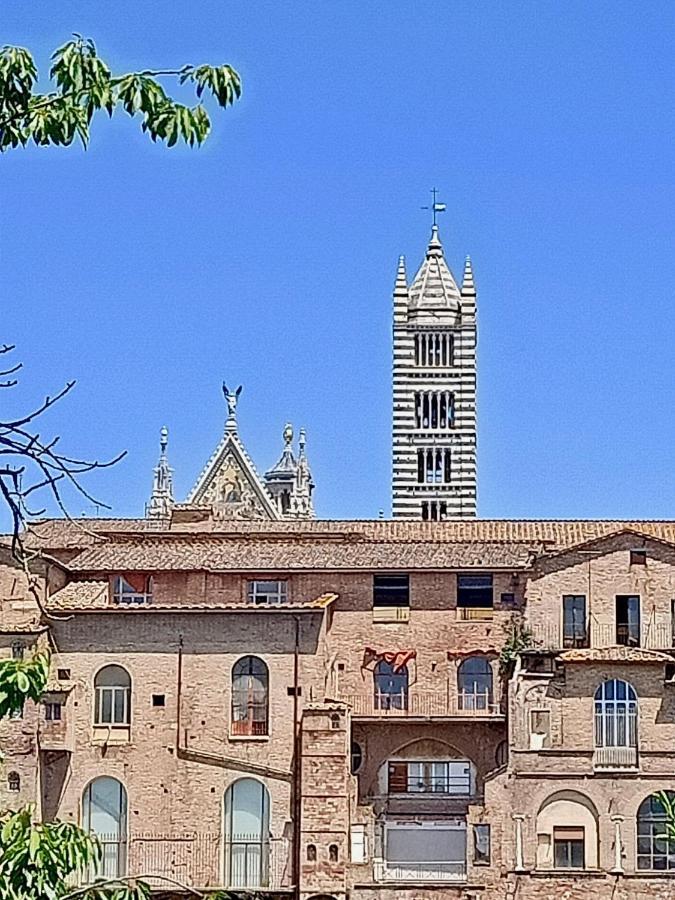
left=2, top=1, right=674, bottom=522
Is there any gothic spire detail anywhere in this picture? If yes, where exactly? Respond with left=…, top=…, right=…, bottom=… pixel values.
left=146, top=426, right=174, bottom=519
left=408, top=224, right=462, bottom=318
left=394, top=255, right=408, bottom=295
left=461, top=255, right=476, bottom=295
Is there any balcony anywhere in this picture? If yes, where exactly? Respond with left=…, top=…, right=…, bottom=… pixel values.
left=592, top=746, right=638, bottom=770
left=81, top=833, right=291, bottom=892
left=374, top=859, right=466, bottom=882
left=341, top=690, right=503, bottom=718
left=528, top=620, right=673, bottom=652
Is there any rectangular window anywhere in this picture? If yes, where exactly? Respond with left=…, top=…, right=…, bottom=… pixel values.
left=457, top=575, right=494, bottom=609
left=562, top=595, right=588, bottom=648
left=417, top=449, right=451, bottom=484
left=553, top=827, right=585, bottom=868
left=388, top=760, right=472, bottom=795
left=384, top=823, right=467, bottom=878
left=414, top=391, right=455, bottom=429
left=95, top=686, right=129, bottom=726
left=616, top=595, right=640, bottom=646
left=414, top=333, right=454, bottom=367
left=247, top=580, right=288, bottom=605
left=421, top=500, right=448, bottom=521
left=373, top=575, right=409, bottom=608
left=473, top=824, right=491, bottom=865
left=44, top=702, right=62, bottom=721
left=350, top=825, right=367, bottom=863
left=11, top=643, right=24, bottom=660
left=529, top=709, right=551, bottom=749
left=630, top=549, right=647, bottom=565
left=111, top=574, right=153, bottom=605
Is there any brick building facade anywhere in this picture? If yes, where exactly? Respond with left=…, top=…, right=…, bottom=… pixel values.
left=3, top=516, right=675, bottom=899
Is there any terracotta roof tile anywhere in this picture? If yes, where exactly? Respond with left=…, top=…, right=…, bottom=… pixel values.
left=46, top=580, right=109, bottom=610
left=63, top=538, right=533, bottom=572
left=21, top=517, right=675, bottom=549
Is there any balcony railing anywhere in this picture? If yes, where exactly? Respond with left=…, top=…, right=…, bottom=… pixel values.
left=341, top=690, right=502, bottom=718
left=373, top=606, right=411, bottom=623
left=374, top=859, right=467, bottom=882
left=593, top=746, right=638, bottom=770
left=528, top=620, right=673, bottom=651
left=80, top=833, right=291, bottom=891
left=456, top=607, right=493, bottom=621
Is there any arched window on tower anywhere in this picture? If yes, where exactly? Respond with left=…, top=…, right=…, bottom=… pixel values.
left=232, top=656, right=269, bottom=736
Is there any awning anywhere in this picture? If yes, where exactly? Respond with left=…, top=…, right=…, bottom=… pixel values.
left=364, top=647, right=417, bottom=672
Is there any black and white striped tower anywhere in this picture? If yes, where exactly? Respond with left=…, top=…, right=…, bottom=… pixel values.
left=391, top=216, right=477, bottom=519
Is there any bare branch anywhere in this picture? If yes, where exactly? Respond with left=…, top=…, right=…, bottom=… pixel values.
left=0, top=344, right=125, bottom=571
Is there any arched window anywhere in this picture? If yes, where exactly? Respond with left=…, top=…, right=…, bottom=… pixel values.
left=94, top=665, right=131, bottom=726
left=535, top=791, right=598, bottom=870
left=7, top=771, right=20, bottom=792
left=594, top=679, right=637, bottom=748
left=232, top=657, right=269, bottom=736
left=637, top=792, right=675, bottom=870
left=458, top=657, right=493, bottom=711
left=307, top=844, right=317, bottom=862
left=224, top=778, right=271, bottom=887
left=374, top=661, right=408, bottom=711
left=329, top=844, right=339, bottom=862
left=82, top=777, right=127, bottom=878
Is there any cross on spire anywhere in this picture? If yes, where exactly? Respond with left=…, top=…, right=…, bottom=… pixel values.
left=421, top=187, right=447, bottom=227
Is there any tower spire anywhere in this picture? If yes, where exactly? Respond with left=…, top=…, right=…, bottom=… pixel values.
left=146, top=426, right=174, bottom=519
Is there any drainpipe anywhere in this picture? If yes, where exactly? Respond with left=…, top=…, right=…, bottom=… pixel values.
left=176, top=634, right=183, bottom=751
left=292, top=615, right=301, bottom=900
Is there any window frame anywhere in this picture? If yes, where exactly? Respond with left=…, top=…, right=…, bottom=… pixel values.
left=594, top=679, right=638, bottom=749
left=637, top=791, right=675, bottom=871
left=246, top=579, right=289, bottom=606
left=457, top=575, right=494, bottom=610
left=110, top=574, right=153, bottom=605
left=473, top=823, right=491, bottom=865
left=93, top=665, right=132, bottom=728
left=231, top=656, right=269, bottom=737
left=562, top=594, right=588, bottom=648
left=552, top=826, right=585, bottom=869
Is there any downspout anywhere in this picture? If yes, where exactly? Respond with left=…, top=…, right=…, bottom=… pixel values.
left=176, top=634, right=183, bottom=751
left=293, top=615, right=301, bottom=900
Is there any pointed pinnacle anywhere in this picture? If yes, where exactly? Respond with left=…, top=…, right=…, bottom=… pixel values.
left=426, top=224, right=443, bottom=258
left=394, top=255, right=408, bottom=295
left=461, top=255, right=476, bottom=294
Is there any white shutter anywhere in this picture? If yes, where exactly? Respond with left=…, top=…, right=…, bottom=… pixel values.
left=350, top=825, right=367, bottom=863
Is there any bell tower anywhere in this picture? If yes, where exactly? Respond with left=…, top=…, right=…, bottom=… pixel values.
left=392, top=206, right=477, bottom=519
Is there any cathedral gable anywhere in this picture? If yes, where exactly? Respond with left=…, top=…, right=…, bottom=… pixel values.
left=189, top=437, right=279, bottom=521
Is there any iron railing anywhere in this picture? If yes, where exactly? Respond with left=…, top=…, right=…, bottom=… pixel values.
left=374, top=859, right=467, bottom=882
left=80, top=833, right=291, bottom=891
left=528, top=620, right=673, bottom=651
left=342, top=690, right=502, bottom=717
left=593, top=746, right=638, bottom=769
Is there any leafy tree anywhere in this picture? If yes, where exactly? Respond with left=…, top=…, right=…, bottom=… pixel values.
left=0, top=35, right=241, bottom=150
